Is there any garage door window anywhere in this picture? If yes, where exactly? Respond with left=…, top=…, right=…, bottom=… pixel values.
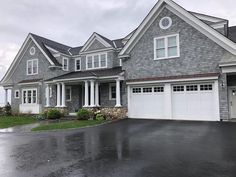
left=133, top=88, right=142, bottom=93
left=154, top=86, right=164, bottom=92
left=186, top=85, right=198, bottom=91
left=200, top=84, right=213, bottom=91
left=173, top=86, right=184, bottom=92
left=143, top=88, right=152, bottom=93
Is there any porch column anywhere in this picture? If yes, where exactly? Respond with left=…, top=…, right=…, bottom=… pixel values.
left=95, top=81, right=100, bottom=107
left=115, top=79, right=122, bottom=107
left=56, top=83, right=61, bottom=107
left=90, top=80, right=95, bottom=107
left=61, top=82, right=66, bottom=107
left=84, top=80, right=89, bottom=107
left=45, top=84, right=50, bottom=107
left=4, top=89, right=8, bottom=106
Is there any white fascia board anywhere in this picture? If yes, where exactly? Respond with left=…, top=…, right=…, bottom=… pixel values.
left=79, top=48, right=114, bottom=56
left=221, top=66, right=236, bottom=73
left=191, top=12, right=227, bottom=23
left=80, top=33, right=113, bottom=53
left=211, top=22, right=227, bottom=29
left=126, top=76, right=218, bottom=85
left=45, top=45, right=59, bottom=53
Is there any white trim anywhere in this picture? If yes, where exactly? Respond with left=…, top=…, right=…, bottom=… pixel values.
left=190, top=11, right=227, bottom=23
left=159, top=17, right=172, bottom=29
left=62, top=57, right=69, bottom=71
left=15, top=90, right=20, bottom=99
left=154, top=33, right=180, bottom=60
left=119, top=0, right=236, bottom=56
left=66, top=86, right=72, bottom=101
left=80, top=33, right=113, bottom=53
left=221, top=66, right=236, bottom=74
left=29, top=47, right=36, bottom=55
left=78, top=48, right=114, bottom=55
left=109, top=83, right=116, bottom=100
left=26, top=59, right=38, bottom=75
left=126, top=76, right=218, bottom=85
left=211, top=22, right=227, bottom=29
left=75, top=58, right=81, bottom=71
left=214, top=80, right=220, bottom=120
left=21, top=88, right=38, bottom=105
left=86, top=53, right=107, bottom=70
left=53, top=53, right=61, bottom=58
left=45, top=45, right=59, bottom=53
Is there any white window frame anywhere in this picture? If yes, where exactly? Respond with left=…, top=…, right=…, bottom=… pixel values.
left=109, top=83, right=116, bottom=100
left=49, top=86, right=52, bottom=98
left=75, top=58, right=81, bottom=71
left=62, top=57, right=69, bottom=71
left=27, top=59, right=38, bottom=75
left=66, top=86, right=72, bottom=101
left=154, top=34, right=180, bottom=60
left=86, top=53, right=107, bottom=70
left=15, top=90, right=20, bottom=99
left=22, top=88, right=37, bottom=105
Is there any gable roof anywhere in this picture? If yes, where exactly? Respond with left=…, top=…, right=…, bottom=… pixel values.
left=119, top=0, right=236, bottom=57
left=0, top=34, right=64, bottom=85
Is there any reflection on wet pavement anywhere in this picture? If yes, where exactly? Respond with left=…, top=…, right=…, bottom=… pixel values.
left=0, top=119, right=236, bottom=177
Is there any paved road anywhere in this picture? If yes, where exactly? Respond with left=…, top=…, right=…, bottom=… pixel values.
left=0, top=119, right=236, bottom=177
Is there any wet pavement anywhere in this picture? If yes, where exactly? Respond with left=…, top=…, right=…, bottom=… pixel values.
left=0, top=119, right=236, bottom=177
left=0, top=123, right=41, bottom=133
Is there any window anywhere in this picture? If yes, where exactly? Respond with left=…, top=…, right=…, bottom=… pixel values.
left=75, top=58, right=81, bottom=71
left=27, top=59, right=38, bottom=75
left=132, top=88, right=142, bottom=93
left=66, top=87, right=72, bottom=101
left=159, top=17, right=172, bottom=29
left=109, top=84, right=116, bottom=100
left=22, top=89, right=37, bottom=104
left=200, top=84, right=213, bottom=91
left=143, top=87, right=152, bottom=93
left=173, top=86, right=184, bottom=92
left=154, top=34, right=179, bottom=60
left=154, top=86, right=164, bottom=93
left=29, top=47, right=36, bottom=55
left=186, top=85, right=198, bottom=91
left=62, top=57, right=69, bottom=71
left=15, top=90, right=20, bottom=99
left=86, top=53, right=107, bottom=69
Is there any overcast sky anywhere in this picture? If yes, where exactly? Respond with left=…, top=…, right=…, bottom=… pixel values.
left=0, top=0, right=236, bottom=104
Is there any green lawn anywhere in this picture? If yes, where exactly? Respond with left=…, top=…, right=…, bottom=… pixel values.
left=0, top=116, right=37, bottom=129
left=32, top=120, right=106, bottom=131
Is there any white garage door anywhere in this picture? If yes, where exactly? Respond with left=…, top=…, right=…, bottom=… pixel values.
left=172, top=84, right=215, bottom=121
left=129, top=86, right=165, bottom=119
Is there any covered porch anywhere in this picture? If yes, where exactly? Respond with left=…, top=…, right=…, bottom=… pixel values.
left=44, top=67, right=125, bottom=114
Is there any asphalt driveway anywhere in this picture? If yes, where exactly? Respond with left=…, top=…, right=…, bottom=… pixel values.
left=0, top=119, right=236, bottom=177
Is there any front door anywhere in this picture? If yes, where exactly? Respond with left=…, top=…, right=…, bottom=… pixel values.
left=229, top=88, right=236, bottom=118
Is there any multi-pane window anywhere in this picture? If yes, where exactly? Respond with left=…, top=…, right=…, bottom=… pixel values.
left=109, top=84, right=116, bottom=100
left=22, top=89, right=37, bottom=104
left=143, top=87, right=152, bottom=93
left=173, top=86, right=184, bottom=92
left=75, top=58, right=81, bottom=71
left=86, top=53, right=107, bottom=69
left=62, top=57, right=69, bottom=71
left=200, top=84, right=213, bottom=91
left=27, top=59, right=38, bottom=75
left=186, top=85, right=198, bottom=91
left=132, top=88, right=142, bottom=93
left=154, top=86, right=164, bottom=93
left=155, top=34, right=179, bottom=59
left=66, top=87, right=71, bottom=101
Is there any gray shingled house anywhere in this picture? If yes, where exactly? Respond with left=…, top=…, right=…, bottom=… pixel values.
left=1, top=0, right=236, bottom=121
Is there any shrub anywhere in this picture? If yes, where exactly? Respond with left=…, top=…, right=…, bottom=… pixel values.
left=77, top=108, right=93, bottom=120
left=4, top=103, right=12, bottom=116
left=47, top=109, right=62, bottom=119
left=96, top=113, right=105, bottom=121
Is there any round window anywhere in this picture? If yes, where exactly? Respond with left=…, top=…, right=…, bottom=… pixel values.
left=159, top=17, right=172, bottom=29
left=30, top=47, right=36, bottom=55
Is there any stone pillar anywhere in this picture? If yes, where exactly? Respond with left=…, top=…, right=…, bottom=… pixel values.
left=84, top=80, right=89, bottom=107
left=115, top=79, right=121, bottom=107
left=61, top=82, right=66, bottom=107
left=4, top=89, right=8, bottom=106
left=45, top=84, right=50, bottom=107
left=95, top=81, right=99, bottom=107
left=90, top=80, right=95, bottom=107
left=56, top=83, right=61, bottom=107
